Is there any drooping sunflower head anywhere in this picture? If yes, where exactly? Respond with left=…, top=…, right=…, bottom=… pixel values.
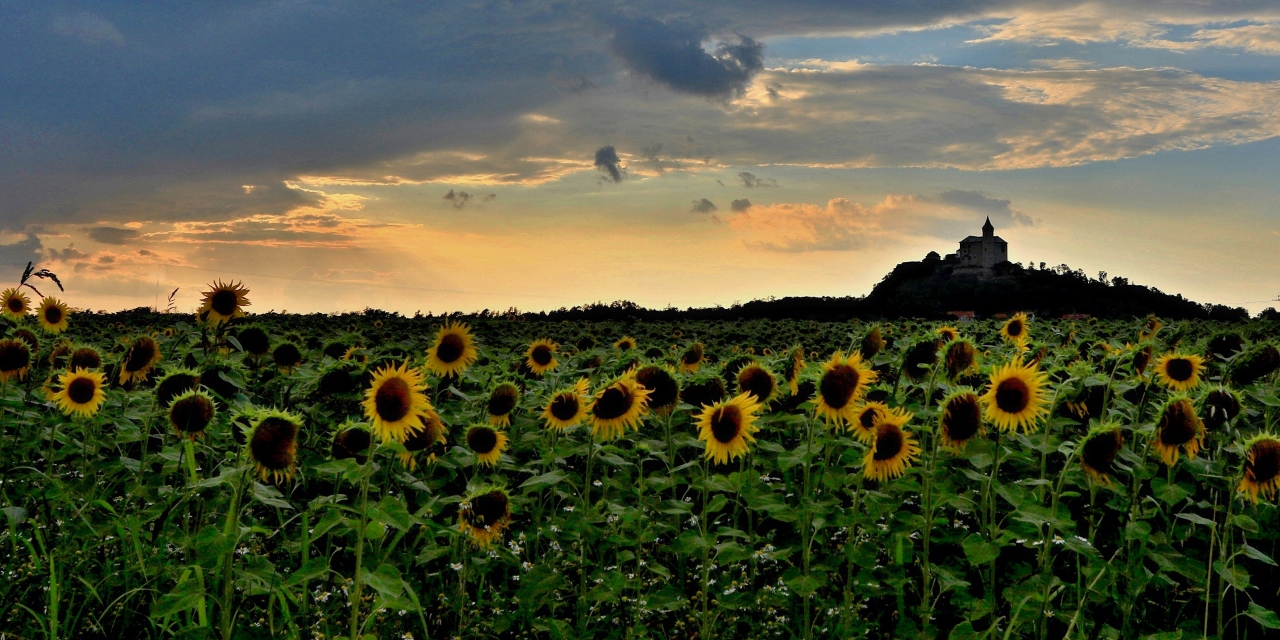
left=272, top=343, right=303, bottom=373
left=235, top=327, right=271, bottom=357
left=1154, top=353, right=1205, bottom=392
left=944, top=339, right=979, bottom=380
left=936, top=325, right=960, bottom=344
left=1202, top=386, right=1243, bottom=430
left=1000, top=312, right=1030, bottom=345
left=247, top=410, right=302, bottom=483
left=465, top=424, right=508, bottom=467
left=979, top=357, right=1051, bottom=434
left=11, top=329, right=36, bottom=353
left=1153, top=396, right=1204, bottom=466
left=1238, top=434, right=1280, bottom=503
left=0, top=288, right=30, bottom=319
left=524, top=338, right=559, bottom=376
left=1139, top=315, right=1163, bottom=342
left=863, top=410, right=921, bottom=482
left=425, top=321, right=479, bottom=377
left=543, top=378, right=590, bottom=430
left=1207, top=332, right=1245, bottom=362
left=48, top=340, right=71, bottom=369
left=198, top=280, right=250, bottom=325
left=69, top=346, right=102, bottom=371
left=785, top=346, right=806, bottom=396
left=1230, top=343, right=1280, bottom=386
left=52, top=368, right=107, bottom=419
left=613, top=336, right=637, bottom=352
left=331, top=423, right=373, bottom=464
left=679, top=342, right=705, bottom=373
left=155, top=368, right=201, bottom=409
left=37, top=297, right=70, bottom=334
left=168, top=389, right=216, bottom=440
left=119, top=335, right=163, bottom=384
left=401, top=409, right=449, bottom=469
left=814, top=351, right=877, bottom=426
left=362, top=361, right=432, bottom=444
left=1131, top=343, right=1155, bottom=377
left=634, top=365, right=680, bottom=416
left=680, top=373, right=726, bottom=409
left=590, top=376, right=651, bottom=440
left=939, top=390, right=984, bottom=451
left=486, top=381, right=521, bottom=427
left=736, top=362, right=777, bottom=404
left=459, top=486, right=513, bottom=548
left=696, top=392, right=762, bottom=465
left=850, top=401, right=890, bottom=442
left=0, top=338, right=32, bottom=382
left=902, top=338, right=940, bottom=380
left=1080, top=422, right=1124, bottom=486
left=860, top=327, right=885, bottom=360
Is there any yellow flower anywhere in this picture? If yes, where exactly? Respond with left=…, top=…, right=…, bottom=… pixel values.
left=1000, top=312, right=1030, bottom=345
left=247, top=410, right=302, bottom=483
left=51, top=368, right=107, bottom=418
left=696, top=393, right=762, bottom=465
left=863, top=410, right=921, bottom=482
left=1152, top=397, right=1203, bottom=466
left=119, top=336, right=162, bottom=384
left=1153, top=353, right=1205, bottom=392
left=487, top=382, right=520, bottom=427
left=459, top=487, right=512, bottom=548
left=466, top=424, right=508, bottom=467
left=197, top=280, right=250, bottom=325
left=362, top=361, right=433, bottom=444
left=939, top=391, right=984, bottom=451
left=525, top=338, right=559, bottom=375
left=543, top=378, right=589, bottom=430
left=980, top=358, right=1050, bottom=434
left=589, top=376, right=651, bottom=440
left=1239, top=434, right=1280, bottom=503
left=0, top=288, right=30, bottom=319
left=814, top=351, right=876, bottom=426
left=425, top=321, right=479, bottom=377
left=37, top=297, right=70, bottom=334
left=1080, top=422, right=1124, bottom=486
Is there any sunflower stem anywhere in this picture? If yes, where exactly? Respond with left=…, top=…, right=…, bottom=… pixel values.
left=699, top=455, right=711, bottom=640
left=219, top=465, right=249, bottom=640
left=349, top=458, right=373, bottom=640
left=802, top=412, right=816, bottom=640
left=1203, top=489, right=1218, bottom=640
left=184, top=437, right=200, bottom=486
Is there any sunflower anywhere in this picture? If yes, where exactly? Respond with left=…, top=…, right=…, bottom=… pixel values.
left=51, top=368, right=107, bottom=418
left=903, top=339, right=940, bottom=380
left=119, top=336, right=163, bottom=384
left=589, top=376, right=652, bottom=440
left=850, top=401, right=890, bottom=442
left=980, top=358, right=1051, bottom=434
left=863, top=410, right=921, bottom=482
left=331, top=424, right=373, bottom=464
left=341, top=346, right=369, bottom=365
left=1238, top=434, right=1280, bottom=503
left=1230, top=344, right=1280, bottom=386
left=679, top=343, right=705, bottom=373
left=235, top=326, right=271, bottom=357
left=487, top=381, right=520, bottom=427
left=1202, top=386, right=1242, bottom=430
left=68, top=346, right=101, bottom=371
left=785, top=346, right=805, bottom=396
left=0, top=338, right=31, bottom=382
left=613, top=336, right=637, bottom=352
left=543, top=378, right=590, bottom=430
left=1138, top=315, right=1163, bottom=342
left=36, top=297, right=70, bottom=334
left=525, top=339, right=559, bottom=376
left=273, top=343, right=303, bottom=373
left=247, top=410, right=302, bottom=482
left=696, top=393, right=762, bottom=464
left=1154, top=353, right=1205, bottom=392
left=0, top=288, right=30, bottom=319
left=861, top=327, right=885, bottom=359
left=936, top=325, right=960, bottom=343
left=634, top=365, right=680, bottom=416
left=939, top=390, right=985, bottom=451
left=48, top=341, right=71, bottom=368
left=1080, top=422, right=1124, bottom=486
left=1153, top=397, right=1204, bottom=465
left=402, top=409, right=448, bottom=469
left=814, top=351, right=877, bottom=426
left=197, top=280, right=250, bottom=325
left=466, top=424, right=508, bottom=466
left=459, top=487, right=513, bottom=548
left=1130, top=344, right=1154, bottom=377
left=736, top=362, right=777, bottom=403
left=944, top=339, right=979, bottom=379
left=168, top=389, right=216, bottom=440
left=425, top=321, right=479, bottom=377
left=1000, top=312, right=1030, bottom=345
left=156, top=369, right=201, bottom=408
left=362, top=361, right=432, bottom=444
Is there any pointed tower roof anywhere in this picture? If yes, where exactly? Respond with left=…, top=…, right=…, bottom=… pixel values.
left=982, top=217, right=994, bottom=235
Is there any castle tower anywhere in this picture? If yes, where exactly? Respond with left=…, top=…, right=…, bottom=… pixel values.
left=951, top=217, right=1008, bottom=277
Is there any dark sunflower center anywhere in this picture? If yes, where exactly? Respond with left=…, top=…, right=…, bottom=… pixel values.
left=404, top=424, right=433, bottom=452
left=1081, top=430, right=1121, bottom=474
left=1205, top=390, right=1241, bottom=423
left=6, top=297, right=23, bottom=313
left=943, top=396, right=982, bottom=442
left=594, top=386, right=633, bottom=420
left=1165, top=358, right=1194, bottom=382
left=873, top=426, right=904, bottom=461
left=251, top=417, right=298, bottom=471
left=1159, top=402, right=1197, bottom=446
left=67, top=377, right=97, bottom=405
left=470, top=491, right=509, bottom=527
left=1249, top=440, right=1280, bottom=484
left=1007, top=320, right=1023, bottom=337
left=488, top=389, right=517, bottom=416
left=334, top=429, right=372, bottom=459
left=858, top=406, right=882, bottom=431
left=820, top=364, right=860, bottom=410
left=710, top=405, right=743, bottom=443
left=157, top=373, right=198, bottom=408
left=124, top=341, right=156, bottom=372
left=739, top=367, right=775, bottom=400
left=467, top=427, right=498, bottom=454
left=994, top=378, right=1030, bottom=414
left=436, top=333, right=465, bottom=363
left=531, top=345, right=553, bottom=366
left=44, top=305, right=63, bottom=324
left=636, top=367, right=679, bottom=407
left=617, top=340, right=633, bottom=351
left=171, top=396, right=214, bottom=433
left=1132, top=349, right=1152, bottom=373
left=550, top=394, right=580, bottom=421
left=946, top=343, right=974, bottom=373
left=0, top=342, right=30, bottom=372
left=682, top=348, right=702, bottom=365
left=210, top=289, right=239, bottom=316
left=273, top=343, right=302, bottom=367
left=374, top=377, right=412, bottom=422
left=70, top=348, right=101, bottom=370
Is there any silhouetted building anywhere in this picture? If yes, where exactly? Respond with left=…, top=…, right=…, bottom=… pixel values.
left=945, top=217, right=1008, bottom=278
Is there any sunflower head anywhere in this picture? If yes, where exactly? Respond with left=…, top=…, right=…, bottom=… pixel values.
left=459, top=486, right=513, bottom=548
left=1154, top=353, right=1205, bottom=392
left=1138, top=315, right=1163, bottom=342
left=863, top=410, right=921, bottom=482
left=331, top=423, right=373, bottom=464
left=0, top=338, right=32, bottom=382
left=980, top=357, right=1051, bottom=434
left=425, top=321, right=479, bottom=377
left=273, top=343, right=303, bottom=372
left=1000, top=312, right=1030, bottom=345
left=1230, top=343, right=1280, bottom=386
left=156, top=369, right=201, bottom=408
left=634, top=365, right=680, bottom=416
left=543, top=378, right=590, bottom=430
left=198, top=280, right=251, bottom=325
left=247, top=410, right=302, bottom=482
left=613, top=336, right=637, bottom=352
left=402, top=410, right=449, bottom=469
left=679, top=342, right=705, bottom=373
left=168, top=389, right=217, bottom=440
left=936, top=325, right=960, bottom=343
left=525, top=338, right=559, bottom=376
left=119, top=335, right=163, bottom=384
left=465, top=424, right=508, bottom=467
left=236, top=327, right=271, bottom=357
left=944, top=339, right=979, bottom=379
left=696, top=393, right=762, bottom=465
left=69, top=346, right=102, bottom=371
left=37, top=297, right=70, bottom=334
left=1080, top=422, right=1124, bottom=486
left=590, top=376, right=651, bottom=440
left=860, top=327, right=885, bottom=359
left=939, top=390, right=985, bottom=451
left=1239, top=434, right=1280, bottom=503
left=903, top=339, right=940, bottom=380
left=487, top=381, right=521, bottom=427
left=1202, top=386, right=1243, bottom=430
left=52, top=368, right=107, bottom=419
left=814, top=351, right=877, bottom=426
left=362, top=360, right=433, bottom=444
left=850, top=401, right=890, bottom=442
left=785, top=346, right=806, bottom=396
left=1131, top=344, right=1154, bottom=377
left=1153, top=396, right=1204, bottom=466
left=0, top=288, right=30, bottom=319
left=736, top=362, right=777, bottom=404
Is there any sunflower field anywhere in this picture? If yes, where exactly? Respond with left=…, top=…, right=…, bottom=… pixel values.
left=3, top=282, right=1280, bottom=640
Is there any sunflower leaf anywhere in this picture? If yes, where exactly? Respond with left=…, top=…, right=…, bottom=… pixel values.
left=1246, top=603, right=1280, bottom=629
left=520, top=470, right=568, bottom=489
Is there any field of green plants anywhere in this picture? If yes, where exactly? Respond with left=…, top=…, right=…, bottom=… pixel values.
left=3, top=281, right=1280, bottom=640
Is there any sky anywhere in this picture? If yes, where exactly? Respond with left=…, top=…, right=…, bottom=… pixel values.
left=3, top=1, right=1279, bottom=315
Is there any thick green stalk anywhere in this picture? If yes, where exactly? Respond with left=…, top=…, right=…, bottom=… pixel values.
left=699, top=456, right=711, bottom=640
left=349, top=463, right=373, bottom=640
left=220, top=467, right=249, bottom=640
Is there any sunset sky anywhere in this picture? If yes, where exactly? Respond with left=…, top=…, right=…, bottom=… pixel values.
left=4, top=2, right=1280, bottom=315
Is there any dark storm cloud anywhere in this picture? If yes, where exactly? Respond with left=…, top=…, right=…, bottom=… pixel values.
left=594, top=145, right=625, bottom=183
left=0, top=234, right=45, bottom=269
left=443, top=190, right=496, bottom=209
left=730, top=198, right=752, bottom=212
left=690, top=198, right=718, bottom=213
left=935, top=190, right=1035, bottom=226
left=608, top=16, right=763, bottom=99
left=738, top=172, right=778, bottom=188
left=86, top=227, right=140, bottom=245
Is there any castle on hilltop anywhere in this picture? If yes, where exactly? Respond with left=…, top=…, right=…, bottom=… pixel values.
left=943, top=217, right=1008, bottom=278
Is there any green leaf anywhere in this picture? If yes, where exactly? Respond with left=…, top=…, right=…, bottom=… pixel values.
left=372, top=496, right=414, bottom=531
left=519, top=470, right=568, bottom=489
left=361, top=564, right=408, bottom=601
left=286, top=558, right=330, bottom=586
left=251, top=482, right=294, bottom=510
left=1241, top=544, right=1277, bottom=566
left=705, top=494, right=729, bottom=514
left=1229, top=514, right=1260, bottom=533
left=782, top=567, right=824, bottom=597
left=364, top=520, right=386, bottom=541
left=1245, top=603, right=1280, bottom=629
left=962, top=534, right=999, bottom=565
left=1175, top=513, right=1215, bottom=527
left=1213, top=561, right=1251, bottom=591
